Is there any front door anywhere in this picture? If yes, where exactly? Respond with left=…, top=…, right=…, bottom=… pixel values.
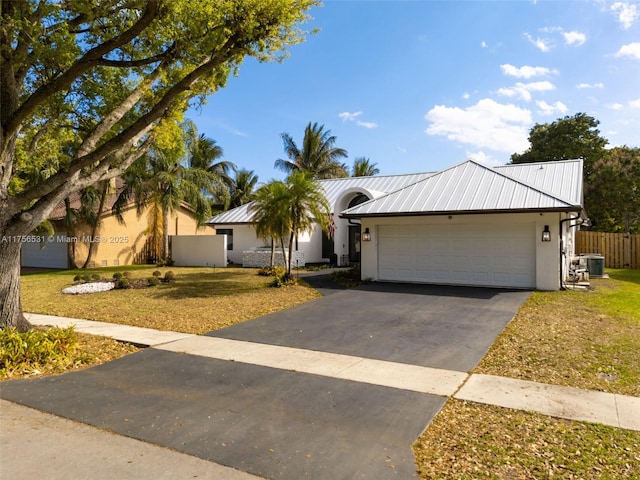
left=349, top=225, right=361, bottom=263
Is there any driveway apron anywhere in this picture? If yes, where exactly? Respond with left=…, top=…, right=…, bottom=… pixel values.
left=1, top=282, right=529, bottom=479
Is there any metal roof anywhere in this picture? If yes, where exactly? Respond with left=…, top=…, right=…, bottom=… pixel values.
left=341, top=159, right=583, bottom=218
left=208, top=159, right=584, bottom=224
left=207, top=172, right=433, bottom=225
left=495, top=159, right=583, bottom=205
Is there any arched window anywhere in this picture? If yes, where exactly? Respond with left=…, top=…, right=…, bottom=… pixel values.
left=348, top=194, right=369, bottom=209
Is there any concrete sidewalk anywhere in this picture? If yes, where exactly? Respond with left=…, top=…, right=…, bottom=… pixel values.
left=21, top=313, right=640, bottom=432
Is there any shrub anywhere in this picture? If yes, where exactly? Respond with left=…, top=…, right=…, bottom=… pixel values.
left=116, top=277, right=130, bottom=289
left=257, top=266, right=272, bottom=276
left=147, top=276, right=160, bottom=287
left=73, top=275, right=82, bottom=282
left=258, top=265, right=286, bottom=278
left=166, top=259, right=175, bottom=266
left=122, top=271, right=131, bottom=278
left=152, top=270, right=162, bottom=278
left=0, top=327, right=79, bottom=377
left=112, top=272, right=123, bottom=280
left=269, top=270, right=297, bottom=287
left=91, top=274, right=101, bottom=281
left=163, top=271, right=175, bottom=282
left=81, top=274, right=91, bottom=282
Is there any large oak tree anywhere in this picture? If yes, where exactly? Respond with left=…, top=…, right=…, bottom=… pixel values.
left=0, top=0, right=318, bottom=331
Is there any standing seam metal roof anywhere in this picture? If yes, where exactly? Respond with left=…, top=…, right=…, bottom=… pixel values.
left=341, top=159, right=583, bottom=217
left=208, top=159, right=584, bottom=224
left=207, top=172, right=433, bottom=224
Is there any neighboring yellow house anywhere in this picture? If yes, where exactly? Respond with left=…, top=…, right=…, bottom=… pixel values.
left=21, top=182, right=216, bottom=269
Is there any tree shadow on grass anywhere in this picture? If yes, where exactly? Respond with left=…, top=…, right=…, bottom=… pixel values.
left=147, top=271, right=272, bottom=299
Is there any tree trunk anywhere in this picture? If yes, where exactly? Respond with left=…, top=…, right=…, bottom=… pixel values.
left=287, top=232, right=294, bottom=275
left=64, top=197, right=77, bottom=269
left=270, top=237, right=276, bottom=268
left=163, top=207, right=170, bottom=260
left=0, top=240, right=32, bottom=332
left=82, top=182, right=109, bottom=268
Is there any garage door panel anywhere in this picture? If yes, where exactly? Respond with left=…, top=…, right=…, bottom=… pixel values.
left=378, top=223, right=535, bottom=288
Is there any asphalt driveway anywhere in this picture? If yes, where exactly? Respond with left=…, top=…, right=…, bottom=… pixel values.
left=1, top=281, right=530, bottom=479
left=211, top=282, right=531, bottom=372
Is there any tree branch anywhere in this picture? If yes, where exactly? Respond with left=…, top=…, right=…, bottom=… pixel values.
left=5, top=0, right=161, bottom=141
left=77, top=65, right=162, bottom=157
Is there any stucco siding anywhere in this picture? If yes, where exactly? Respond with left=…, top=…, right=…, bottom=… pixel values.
left=70, top=205, right=215, bottom=268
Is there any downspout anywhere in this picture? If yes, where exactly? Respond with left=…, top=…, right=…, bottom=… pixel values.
left=559, top=215, right=590, bottom=290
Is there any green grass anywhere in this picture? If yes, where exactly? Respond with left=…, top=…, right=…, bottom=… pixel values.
left=474, top=268, right=640, bottom=396
left=21, top=266, right=321, bottom=334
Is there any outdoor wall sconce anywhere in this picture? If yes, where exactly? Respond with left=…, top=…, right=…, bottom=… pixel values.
left=362, top=227, right=372, bottom=242
left=541, top=225, right=551, bottom=242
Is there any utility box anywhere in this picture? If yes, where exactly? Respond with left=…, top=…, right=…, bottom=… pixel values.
left=584, top=254, right=605, bottom=277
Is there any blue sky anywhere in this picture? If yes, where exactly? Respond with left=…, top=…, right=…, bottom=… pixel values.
left=187, top=0, right=640, bottom=184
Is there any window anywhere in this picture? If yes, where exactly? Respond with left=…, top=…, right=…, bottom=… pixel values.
left=216, top=228, right=233, bottom=250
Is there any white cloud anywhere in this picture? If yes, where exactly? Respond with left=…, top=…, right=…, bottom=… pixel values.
left=536, top=100, right=569, bottom=115
left=615, top=42, right=640, bottom=59
left=608, top=103, right=625, bottom=110
left=481, top=41, right=488, bottom=48
left=576, top=82, right=604, bottom=89
left=629, top=98, right=640, bottom=108
left=500, top=64, right=556, bottom=78
left=611, top=2, right=639, bottom=29
left=524, top=33, right=552, bottom=52
left=338, top=111, right=377, bottom=128
left=339, top=111, right=362, bottom=122
left=466, top=150, right=502, bottom=166
left=425, top=98, right=532, bottom=153
left=498, top=81, right=556, bottom=102
left=563, top=31, right=587, bottom=46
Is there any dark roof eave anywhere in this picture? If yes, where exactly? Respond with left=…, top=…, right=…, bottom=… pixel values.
left=340, top=206, right=583, bottom=219
left=207, top=221, right=255, bottom=226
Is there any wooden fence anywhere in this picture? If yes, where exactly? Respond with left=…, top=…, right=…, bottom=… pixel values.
left=576, top=231, right=640, bottom=269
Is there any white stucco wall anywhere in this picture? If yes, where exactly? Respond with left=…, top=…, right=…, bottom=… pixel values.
left=171, top=235, right=227, bottom=267
left=359, top=212, right=567, bottom=291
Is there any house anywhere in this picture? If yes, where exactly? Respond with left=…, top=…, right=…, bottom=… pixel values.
left=208, top=159, right=586, bottom=290
left=21, top=181, right=216, bottom=269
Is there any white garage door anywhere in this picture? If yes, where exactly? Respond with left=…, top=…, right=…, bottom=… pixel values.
left=378, top=223, right=536, bottom=288
left=21, top=236, right=68, bottom=268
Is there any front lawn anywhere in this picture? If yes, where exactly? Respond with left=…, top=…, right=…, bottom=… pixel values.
left=20, top=266, right=321, bottom=334
left=414, top=269, right=640, bottom=478
left=474, top=268, right=640, bottom=396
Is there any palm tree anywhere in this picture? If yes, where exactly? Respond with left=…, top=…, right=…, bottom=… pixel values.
left=251, top=172, right=330, bottom=275
left=283, top=171, right=331, bottom=274
left=250, top=180, right=290, bottom=267
left=114, top=124, right=230, bottom=261
left=352, top=157, right=380, bottom=177
left=230, top=169, right=259, bottom=208
left=182, top=120, right=236, bottom=208
left=275, top=122, right=349, bottom=179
